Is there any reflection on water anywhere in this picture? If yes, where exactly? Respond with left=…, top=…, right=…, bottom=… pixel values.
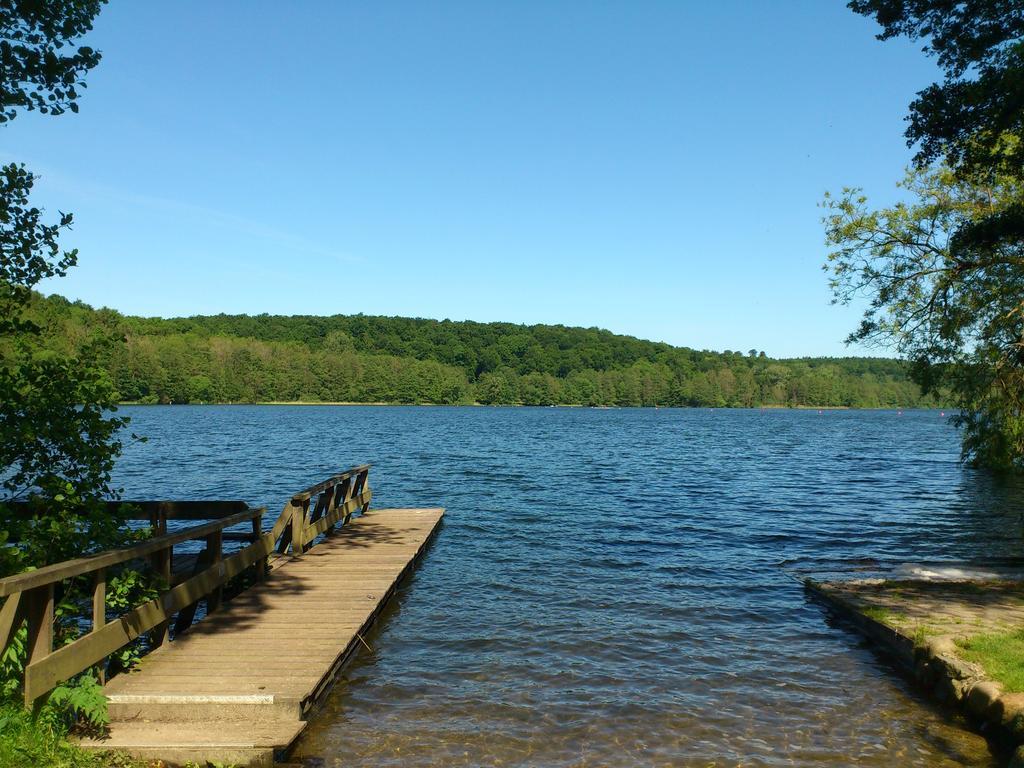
left=113, top=406, right=1024, bottom=767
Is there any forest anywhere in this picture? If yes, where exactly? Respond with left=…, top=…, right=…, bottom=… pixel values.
left=26, top=293, right=943, bottom=409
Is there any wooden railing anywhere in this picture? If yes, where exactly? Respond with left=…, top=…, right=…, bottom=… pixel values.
left=0, top=464, right=372, bottom=705
left=279, top=464, right=372, bottom=555
left=4, top=500, right=262, bottom=542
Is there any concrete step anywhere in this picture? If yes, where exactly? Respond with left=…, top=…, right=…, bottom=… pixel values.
left=107, top=692, right=304, bottom=723
left=75, top=719, right=305, bottom=767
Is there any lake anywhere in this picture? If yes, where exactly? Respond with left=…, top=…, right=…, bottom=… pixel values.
left=113, top=405, right=1024, bottom=767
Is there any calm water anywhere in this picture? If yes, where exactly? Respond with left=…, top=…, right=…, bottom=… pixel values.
left=114, top=406, right=1024, bottom=767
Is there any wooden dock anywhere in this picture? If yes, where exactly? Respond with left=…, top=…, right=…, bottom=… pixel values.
left=80, top=506, right=444, bottom=766
left=0, top=465, right=444, bottom=767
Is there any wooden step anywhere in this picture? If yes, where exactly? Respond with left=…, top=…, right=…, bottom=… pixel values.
left=75, top=719, right=305, bottom=767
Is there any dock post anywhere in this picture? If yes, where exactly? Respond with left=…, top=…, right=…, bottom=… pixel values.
left=290, top=498, right=308, bottom=555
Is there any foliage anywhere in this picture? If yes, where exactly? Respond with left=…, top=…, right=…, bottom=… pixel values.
left=0, top=0, right=148, bottom=738
left=23, top=291, right=942, bottom=409
left=0, top=0, right=105, bottom=124
left=0, top=167, right=138, bottom=577
left=848, top=0, right=1024, bottom=253
left=0, top=0, right=128, bottom=565
left=840, top=2, right=1024, bottom=470
left=823, top=161, right=1024, bottom=470
left=101, top=567, right=161, bottom=675
left=0, top=163, right=76, bottom=316
left=0, top=625, right=23, bottom=700
left=0, top=162, right=131, bottom=518
left=46, top=672, right=108, bottom=732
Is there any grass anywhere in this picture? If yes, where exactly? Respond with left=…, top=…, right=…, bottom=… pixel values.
left=911, top=624, right=938, bottom=646
left=861, top=605, right=906, bottom=626
left=0, top=705, right=235, bottom=768
left=956, top=629, right=1024, bottom=693
left=0, top=704, right=142, bottom=768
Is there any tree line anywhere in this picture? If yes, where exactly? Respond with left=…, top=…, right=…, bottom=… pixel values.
left=29, top=292, right=942, bottom=408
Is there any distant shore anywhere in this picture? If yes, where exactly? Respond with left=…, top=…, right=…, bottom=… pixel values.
left=117, top=401, right=941, bottom=410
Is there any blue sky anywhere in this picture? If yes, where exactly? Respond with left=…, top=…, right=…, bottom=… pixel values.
left=3, top=1, right=939, bottom=357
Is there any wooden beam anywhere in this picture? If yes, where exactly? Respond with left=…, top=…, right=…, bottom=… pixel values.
left=0, top=507, right=266, bottom=597
left=172, top=549, right=211, bottom=635
left=150, top=547, right=172, bottom=648
left=337, top=476, right=353, bottom=526
left=92, top=570, right=106, bottom=684
left=251, top=510, right=266, bottom=580
left=136, top=501, right=249, bottom=521
left=290, top=499, right=309, bottom=555
left=92, top=570, right=105, bottom=632
left=0, top=592, right=23, bottom=653
left=4, top=500, right=251, bottom=522
left=206, top=531, right=223, bottom=615
left=23, top=585, right=53, bottom=705
left=356, top=471, right=371, bottom=515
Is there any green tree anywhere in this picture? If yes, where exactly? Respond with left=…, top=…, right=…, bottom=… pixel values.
left=0, top=0, right=104, bottom=123
left=824, top=162, right=1024, bottom=469
left=849, top=1, right=1024, bottom=252
left=0, top=0, right=128, bottom=567
left=519, top=372, right=560, bottom=406
left=476, top=370, right=518, bottom=404
left=0, top=0, right=136, bottom=727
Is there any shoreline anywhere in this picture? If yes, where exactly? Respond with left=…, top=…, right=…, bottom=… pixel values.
left=116, top=401, right=947, bottom=411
